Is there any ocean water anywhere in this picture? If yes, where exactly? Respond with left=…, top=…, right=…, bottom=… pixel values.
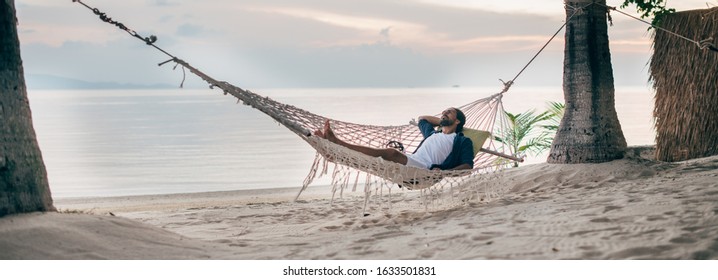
left=27, top=87, right=655, bottom=198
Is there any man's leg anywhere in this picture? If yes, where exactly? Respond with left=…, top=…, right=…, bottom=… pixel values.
left=315, top=120, right=408, bottom=165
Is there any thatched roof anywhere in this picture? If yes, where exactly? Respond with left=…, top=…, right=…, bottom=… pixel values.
left=650, top=7, right=718, bottom=162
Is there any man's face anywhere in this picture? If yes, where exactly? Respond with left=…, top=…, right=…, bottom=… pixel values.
left=439, top=108, right=458, bottom=127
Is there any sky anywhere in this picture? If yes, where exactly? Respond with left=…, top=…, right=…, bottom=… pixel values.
left=15, top=0, right=715, bottom=88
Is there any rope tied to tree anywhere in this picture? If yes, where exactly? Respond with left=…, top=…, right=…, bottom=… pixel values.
left=74, top=0, right=192, bottom=87
left=597, top=2, right=718, bottom=52
left=564, top=3, right=587, bottom=16
left=72, top=0, right=175, bottom=57
left=73, top=0, right=157, bottom=45
left=699, top=37, right=718, bottom=51
left=496, top=3, right=587, bottom=96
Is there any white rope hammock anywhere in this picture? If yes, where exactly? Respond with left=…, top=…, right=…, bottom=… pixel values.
left=171, top=61, right=522, bottom=200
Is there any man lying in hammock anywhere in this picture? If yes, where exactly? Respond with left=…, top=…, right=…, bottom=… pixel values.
left=314, top=108, right=474, bottom=171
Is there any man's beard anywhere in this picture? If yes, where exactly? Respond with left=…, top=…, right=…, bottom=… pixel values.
left=439, top=119, right=452, bottom=127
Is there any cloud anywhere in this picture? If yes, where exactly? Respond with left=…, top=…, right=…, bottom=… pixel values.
left=17, top=0, right=689, bottom=88
left=150, top=0, right=179, bottom=7
left=243, top=5, right=424, bottom=49
left=16, top=2, right=122, bottom=47
left=176, top=24, right=205, bottom=37
left=379, top=26, right=392, bottom=38
left=240, top=2, right=569, bottom=55
left=414, top=0, right=564, bottom=16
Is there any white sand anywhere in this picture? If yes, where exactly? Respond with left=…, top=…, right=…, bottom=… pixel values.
left=0, top=212, right=231, bottom=259
left=3, top=147, right=718, bottom=259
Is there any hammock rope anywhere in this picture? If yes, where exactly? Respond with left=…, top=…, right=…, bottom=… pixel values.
left=501, top=3, right=584, bottom=92
left=590, top=1, right=718, bottom=52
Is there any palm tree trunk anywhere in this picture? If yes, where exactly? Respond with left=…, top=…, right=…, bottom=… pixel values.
left=548, top=0, right=627, bottom=163
left=0, top=0, right=54, bottom=217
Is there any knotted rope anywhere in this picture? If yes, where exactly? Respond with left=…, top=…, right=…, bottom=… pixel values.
left=594, top=2, right=718, bottom=52
left=497, top=2, right=586, bottom=95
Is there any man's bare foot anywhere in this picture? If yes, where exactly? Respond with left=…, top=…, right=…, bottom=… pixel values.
left=314, top=120, right=338, bottom=143
left=323, top=120, right=338, bottom=142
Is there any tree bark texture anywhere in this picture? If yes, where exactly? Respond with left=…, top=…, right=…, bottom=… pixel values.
left=548, top=0, right=627, bottom=163
left=0, top=0, right=54, bottom=217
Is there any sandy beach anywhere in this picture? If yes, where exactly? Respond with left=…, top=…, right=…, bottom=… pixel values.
left=2, top=147, right=717, bottom=259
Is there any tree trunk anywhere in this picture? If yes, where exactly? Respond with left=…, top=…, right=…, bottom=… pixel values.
left=0, top=0, right=54, bottom=217
left=547, top=0, right=627, bottom=163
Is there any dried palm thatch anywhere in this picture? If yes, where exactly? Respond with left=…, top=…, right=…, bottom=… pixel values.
left=650, top=7, right=718, bottom=162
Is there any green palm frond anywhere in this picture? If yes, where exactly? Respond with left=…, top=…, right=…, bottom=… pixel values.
left=495, top=102, right=564, bottom=167
left=496, top=110, right=553, bottom=159
left=543, top=101, right=565, bottom=132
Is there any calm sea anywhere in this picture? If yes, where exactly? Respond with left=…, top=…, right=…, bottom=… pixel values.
left=27, top=87, right=655, bottom=198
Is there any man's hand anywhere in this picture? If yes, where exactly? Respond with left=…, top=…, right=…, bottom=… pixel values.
left=418, top=115, right=441, bottom=126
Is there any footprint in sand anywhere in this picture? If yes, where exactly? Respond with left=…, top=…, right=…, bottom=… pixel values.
left=646, top=215, right=667, bottom=221
left=470, top=235, right=493, bottom=241
left=590, top=217, right=612, bottom=223
left=603, top=205, right=623, bottom=213
left=371, top=231, right=411, bottom=240
left=322, top=225, right=341, bottom=231
left=669, top=236, right=697, bottom=244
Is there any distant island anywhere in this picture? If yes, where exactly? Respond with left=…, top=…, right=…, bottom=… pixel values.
left=24, top=74, right=176, bottom=90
